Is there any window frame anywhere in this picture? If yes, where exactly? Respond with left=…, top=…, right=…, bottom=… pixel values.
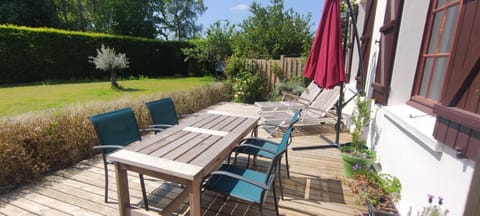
left=410, top=0, right=463, bottom=114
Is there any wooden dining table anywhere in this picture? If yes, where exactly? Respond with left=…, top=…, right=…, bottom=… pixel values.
left=108, top=112, right=259, bottom=216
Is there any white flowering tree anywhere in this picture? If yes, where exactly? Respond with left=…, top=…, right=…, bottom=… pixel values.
left=89, top=44, right=129, bottom=88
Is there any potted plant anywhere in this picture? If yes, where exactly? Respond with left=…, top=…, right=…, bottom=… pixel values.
left=346, top=164, right=402, bottom=216
left=340, top=96, right=376, bottom=176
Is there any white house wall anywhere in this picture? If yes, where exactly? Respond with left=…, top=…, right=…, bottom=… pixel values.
left=355, top=0, right=476, bottom=215
left=387, top=0, right=427, bottom=105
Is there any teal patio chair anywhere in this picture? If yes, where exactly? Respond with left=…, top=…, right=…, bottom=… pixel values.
left=230, top=110, right=301, bottom=200
left=144, top=97, right=179, bottom=133
left=89, top=107, right=149, bottom=210
left=203, top=144, right=285, bottom=216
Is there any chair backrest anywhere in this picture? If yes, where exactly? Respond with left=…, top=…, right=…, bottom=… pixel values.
left=307, top=85, right=341, bottom=117
left=276, top=126, right=294, bottom=153
left=145, top=97, right=179, bottom=126
left=288, top=109, right=302, bottom=128
left=264, top=140, right=289, bottom=187
left=340, top=84, right=359, bottom=117
left=299, top=81, right=323, bottom=102
left=89, top=107, right=142, bottom=154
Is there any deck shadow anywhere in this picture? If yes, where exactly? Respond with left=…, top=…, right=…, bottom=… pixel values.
left=282, top=175, right=346, bottom=204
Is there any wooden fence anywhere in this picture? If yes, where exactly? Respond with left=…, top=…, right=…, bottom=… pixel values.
left=252, top=55, right=305, bottom=92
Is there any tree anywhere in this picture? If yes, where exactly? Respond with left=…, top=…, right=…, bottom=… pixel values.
left=0, top=0, right=59, bottom=27
left=154, top=0, right=206, bottom=40
left=89, top=44, right=129, bottom=89
left=182, top=20, right=234, bottom=68
left=232, top=0, right=313, bottom=58
left=109, top=0, right=157, bottom=38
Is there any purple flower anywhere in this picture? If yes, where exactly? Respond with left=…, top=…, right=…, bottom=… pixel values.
left=438, top=196, right=443, bottom=205
left=352, top=163, right=360, bottom=171
left=428, top=194, right=434, bottom=204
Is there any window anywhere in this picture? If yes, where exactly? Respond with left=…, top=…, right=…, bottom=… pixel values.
left=411, top=0, right=462, bottom=112
left=429, top=0, right=480, bottom=160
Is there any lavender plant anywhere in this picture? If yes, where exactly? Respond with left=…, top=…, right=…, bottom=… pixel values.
left=418, top=195, right=449, bottom=216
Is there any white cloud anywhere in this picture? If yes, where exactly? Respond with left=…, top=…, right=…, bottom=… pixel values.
left=229, top=4, right=249, bottom=11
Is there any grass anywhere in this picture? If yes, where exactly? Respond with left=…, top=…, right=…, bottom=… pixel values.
left=0, top=77, right=215, bottom=116
left=0, top=82, right=229, bottom=192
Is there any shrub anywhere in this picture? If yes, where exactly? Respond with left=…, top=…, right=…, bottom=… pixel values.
left=267, top=76, right=307, bottom=101
left=0, top=25, right=200, bottom=84
left=231, top=70, right=264, bottom=103
left=225, top=57, right=265, bottom=103
left=0, top=82, right=229, bottom=194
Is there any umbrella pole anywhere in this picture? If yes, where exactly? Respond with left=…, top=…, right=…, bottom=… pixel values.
left=293, top=0, right=360, bottom=151
left=335, top=0, right=352, bottom=147
left=345, top=0, right=366, bottom=96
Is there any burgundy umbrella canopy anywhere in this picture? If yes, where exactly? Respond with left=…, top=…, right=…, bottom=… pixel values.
left=303, top=0, right=345, bottom=89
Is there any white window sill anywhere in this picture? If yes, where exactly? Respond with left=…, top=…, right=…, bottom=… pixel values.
left=382, top=105, right=443, bottom=152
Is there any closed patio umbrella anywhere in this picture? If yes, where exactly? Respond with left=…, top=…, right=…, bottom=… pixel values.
left=303, top=0, right=345, bottom=89
left=297, top=0, right=352, bottom=149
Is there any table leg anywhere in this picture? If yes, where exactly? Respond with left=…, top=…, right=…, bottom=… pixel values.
left=115, top=162, right=130, bottom=216
left=189, top=177, right=202, bottom=216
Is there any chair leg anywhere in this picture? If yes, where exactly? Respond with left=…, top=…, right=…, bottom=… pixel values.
left=259, top=202, right=263, bottom=215
left=272, top=178, right=279, bottom=216
left=277, top=164, right=284, bottom=200
left=285, top=151, right=290, bottom=178
left=234, top=152, right=239, bottom=166
left=139, top=174, right=149, bottom=210
left=103, top=162, right=109, bottom=203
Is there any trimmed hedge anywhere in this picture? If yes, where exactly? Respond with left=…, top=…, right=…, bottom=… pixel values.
left=0, top=25, right=200, bottom=84
left=0, top=82, right=230, bottom=194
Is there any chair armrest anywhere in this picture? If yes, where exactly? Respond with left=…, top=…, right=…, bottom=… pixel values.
left=281, top=92, right=300, bottom=101
left=305, top=106, right=336, bottom=116
left=251, top=123, right=288, bottom=136
left=240, top=137, right=280, bottom=145
left=209, top=170, right=270, bottom=190
left=258, top=123, right=288, bottom=130
left=232, top=144, right=277, bottom=155
left=293, top=98, right=311, bottom=106
left=93, top=145, right=124, bottom=150
left=149, top=124, right=173, bottom=128
left=179, top=114, right=195, bottom=118
left=140, top=128, right=166, bottom=134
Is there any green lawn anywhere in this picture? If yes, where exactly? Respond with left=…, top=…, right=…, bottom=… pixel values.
left=0, top=77, right=215, bottom=116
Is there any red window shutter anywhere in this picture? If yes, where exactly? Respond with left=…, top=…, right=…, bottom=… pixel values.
left=356, top=0, right=377, bottom=92
left=372, top=0, right=404, bottom=105
left=433, top=0, right=480, bottom=159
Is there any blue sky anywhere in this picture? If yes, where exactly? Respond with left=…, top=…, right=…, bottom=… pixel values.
left=197, top=0, right=325, bottom=34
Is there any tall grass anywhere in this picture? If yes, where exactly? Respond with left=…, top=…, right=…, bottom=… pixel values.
left=0, top=82, right=230, bottom=193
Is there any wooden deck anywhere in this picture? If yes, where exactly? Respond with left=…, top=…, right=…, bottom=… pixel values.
left=0, top=103, right=363, bottom=216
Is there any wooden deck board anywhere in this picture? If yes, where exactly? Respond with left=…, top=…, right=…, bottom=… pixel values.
left=0, top=103, right=363, bottom=215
